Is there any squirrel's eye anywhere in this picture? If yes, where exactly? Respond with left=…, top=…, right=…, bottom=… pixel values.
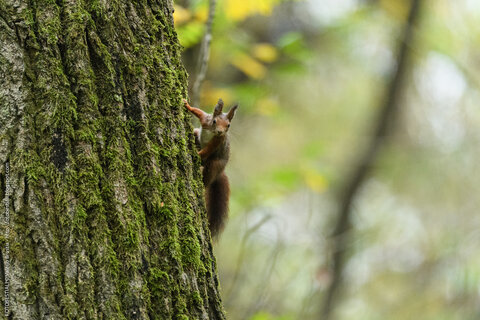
left=228, top=124, right=230, bottom=127
left=213, top=119, right=216, bottom=124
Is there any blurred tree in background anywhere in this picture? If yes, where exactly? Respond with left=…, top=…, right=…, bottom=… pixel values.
left=175, top=0, right=480, bottom=319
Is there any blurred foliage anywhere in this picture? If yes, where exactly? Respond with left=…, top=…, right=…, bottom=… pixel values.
left=174, top=0, right=480, bottom=319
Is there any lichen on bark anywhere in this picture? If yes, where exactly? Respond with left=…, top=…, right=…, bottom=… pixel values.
left=0, top=0, right=226, bottom=319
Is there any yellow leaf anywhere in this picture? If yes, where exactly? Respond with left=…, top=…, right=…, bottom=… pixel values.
left=173, top=5, right=192, bottom=25
left=225, top=0, right=277, bottom=21
left=230, top=52, right=267, bottom=79
left=302, top=168, right=328, bottom=193
left=194, top=6, right=208, bottom=23
left=256, top=97, right=279, bottom=116
left=202, top=83, right=234, bottom=107
left=380, top=0, right=411, bottom=21
left=252, top=43, right=278, bottom=63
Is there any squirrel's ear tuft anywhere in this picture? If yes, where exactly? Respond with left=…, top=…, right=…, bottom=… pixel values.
left=227, top=104, right=238, bottom=120
left=213, top=98, right=224, bottom=116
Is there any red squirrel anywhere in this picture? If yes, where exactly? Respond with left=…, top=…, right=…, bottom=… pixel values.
left=184, top=98, right=238, bottom=237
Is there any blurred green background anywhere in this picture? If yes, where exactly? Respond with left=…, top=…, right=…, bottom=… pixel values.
left=174, top=0, right=480, bottom=319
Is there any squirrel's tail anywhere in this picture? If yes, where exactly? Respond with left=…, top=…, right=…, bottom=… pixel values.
left=206, top=172, right=230, bottom=238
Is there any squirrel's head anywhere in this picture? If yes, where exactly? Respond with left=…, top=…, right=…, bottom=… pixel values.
left=206, top=98, right=238, bottom=136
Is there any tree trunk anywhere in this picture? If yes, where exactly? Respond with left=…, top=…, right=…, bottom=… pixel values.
left=0, top=0, right=225, bottom=319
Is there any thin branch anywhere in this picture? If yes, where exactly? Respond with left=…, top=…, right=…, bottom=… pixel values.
left=225, top=214, right=272, bottom=304
left=243, top=239, right=283, bottom=319
left=320, top=0, right=423, bottom=319
left=192, top=0, right=217, bottom=107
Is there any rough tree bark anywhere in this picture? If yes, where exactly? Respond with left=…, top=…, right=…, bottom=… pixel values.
left=0, top=0, right=225, bottom=319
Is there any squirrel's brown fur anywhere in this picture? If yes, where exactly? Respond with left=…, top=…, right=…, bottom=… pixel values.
left=184, top=98, right=238, bottom=238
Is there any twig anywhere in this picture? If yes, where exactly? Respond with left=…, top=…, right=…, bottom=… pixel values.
left=243, top=239, right=283, bottom=319
left=192, top=0, right=217, bottom=107
left=320, top=0, right=423, bottom=319
left=225, top=214, right=272, bottom=303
